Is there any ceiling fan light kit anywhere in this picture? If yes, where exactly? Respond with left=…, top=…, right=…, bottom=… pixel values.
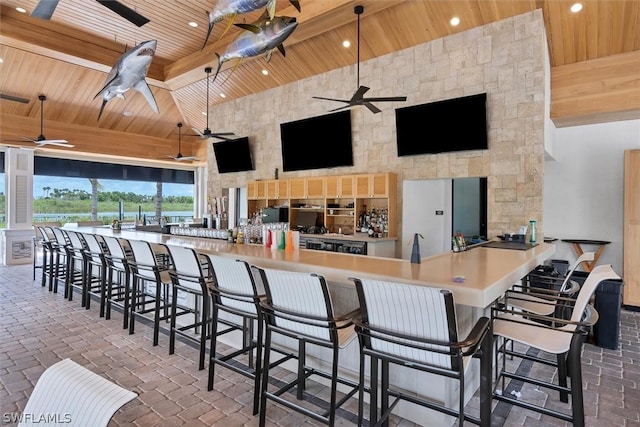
left=312, top=5, right=407, bottom=114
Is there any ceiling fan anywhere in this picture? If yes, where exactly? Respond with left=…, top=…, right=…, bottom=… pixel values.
left=9, top=95, right=74, bottom=148
left=0, top=93, right=30, bottom=104
left=168, top=123, right=198, bottom=162
left=312, top=5, right=407, bottom=114
left=31, top=0, right=150, bottom=27
left=186, top=67, right=236, bottom=141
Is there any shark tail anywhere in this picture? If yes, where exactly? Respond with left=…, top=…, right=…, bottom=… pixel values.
left=97, top=99, right=108, bottom=121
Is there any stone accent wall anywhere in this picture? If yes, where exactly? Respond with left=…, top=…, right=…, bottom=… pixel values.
left=208, top=11, right=546, bottom=240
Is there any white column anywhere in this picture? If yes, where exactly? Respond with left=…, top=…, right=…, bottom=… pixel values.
left=1, top=148, right=35, bottom=265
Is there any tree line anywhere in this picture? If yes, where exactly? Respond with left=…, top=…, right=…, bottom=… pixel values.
left=39, top=187, right=192, bottom=204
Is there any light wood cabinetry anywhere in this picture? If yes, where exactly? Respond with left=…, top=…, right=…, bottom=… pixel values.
left=624, top=149, right=640, bottom=307
left=326, top=175, right=355, bottom=198
left=247, top=181, right=260, bottom=200
left=247, top=172, right=397, bottom=240
left=288, top=177, right=325, bottom=199
left=355, top=173, right=394, bottom=198
left=266, top=179, right=288, bottom=200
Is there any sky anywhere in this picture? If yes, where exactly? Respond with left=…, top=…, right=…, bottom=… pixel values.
left=0, top=174, right=193, bottom=197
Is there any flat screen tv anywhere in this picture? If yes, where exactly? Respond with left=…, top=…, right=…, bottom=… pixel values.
left=280, top=110, right=353, bottom=172
left=212, top=137, right=254, bottom=174
left=395, top=93, right=488, bottom=156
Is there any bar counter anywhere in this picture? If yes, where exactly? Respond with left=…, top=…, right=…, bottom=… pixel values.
left=82, top=226, right=554, bottom=309
left=78, top=226, right=555, bottom=425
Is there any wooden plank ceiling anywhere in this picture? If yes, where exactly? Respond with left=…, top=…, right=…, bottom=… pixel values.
left=0, top=0, right=638, bottom=164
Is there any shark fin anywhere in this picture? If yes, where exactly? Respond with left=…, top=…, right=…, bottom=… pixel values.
left=94, top=75, right=118, bottom=100
left=134, top=80, right=159, bottom=113
left=235, top=23, right=261, bottom=34
left=277, top=44, right=286, bottom=57
left=265, top=49, right=273, bottom=62
left=266, top=0, right=276, bottom=20
left=289, top=0, right=301, bottom=13
left=97, top=99, right=108, bottom=121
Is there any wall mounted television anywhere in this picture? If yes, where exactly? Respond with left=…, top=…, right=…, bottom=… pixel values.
left=395, top=93, right=488, bottom=156
left=280, top=110, right=353, bottom=172
left=212, top=136, right=254, bottom=174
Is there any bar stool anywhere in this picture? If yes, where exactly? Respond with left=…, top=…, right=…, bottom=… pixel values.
left=127, top=239, right=172, bottom=346
left=60, top=229, right=87, bottom=304
left=492, top=264, right=620, bottom=427
left=206, top=255, right=272, bottom=415
left=505, top=252, right=595, bottom=318
left=165, top=245, right=211, bottom=370
left=49, top=227, right=70, bottom=294
left=102, top=235, right=133, bottom=329
left=33, top=225, right=56, bottom=289
left=253, top=267, right=360, bottom=426
left=350, top=277, right=492, bottom=427
left=80, top=232, right=109, bottom=316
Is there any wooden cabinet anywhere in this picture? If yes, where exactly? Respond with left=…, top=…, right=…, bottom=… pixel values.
left=289, top=177, right=325, bottom=199
left=624, top=149, right=640, bottom=307
left=246, top=172, right=397, bottom=239
left=266, top=179, right=288, bottom=200
left=326, top=175, right=355, bottom=198
left=355, top=173, right=394, bottom=198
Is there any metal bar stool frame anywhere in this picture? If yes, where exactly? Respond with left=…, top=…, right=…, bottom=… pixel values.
left=351, top=277, right=492, bottom=427
left=254, top=267, right=360, bottom=427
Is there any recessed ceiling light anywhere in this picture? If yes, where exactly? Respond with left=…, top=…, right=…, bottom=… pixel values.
left=15, top=7, right=26, bottom=13
left=261, top=69, right=269, bottom=75
left=123, top=111, right=133, bottom=117
left=570, top=3, right=583, bottom=13
left=342, top=40, right=351, bottom=48
left=219, top=93, right=226, bottom=98
left=202, top=111, right=207, bottom=115
left=188, top=21, right=198, bottom=28
left=450, top=16, right=460, bottom=26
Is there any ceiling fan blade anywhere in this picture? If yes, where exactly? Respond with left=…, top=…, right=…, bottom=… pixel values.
left=31, top=0, right=60, bottom=19
left=327, top=104, right=356, bottom=113
left=362, top=102, right=382, bottom=114
left=362, top=96, right=408, bottom=102
left=0, top=93, right=30, bottom=104
left=95, top=0, right=150, bottom=27
left=312, top=96, right=350, bottom=103
left=210, top=133, right=235, bottom=141
left=38, top=141, right=75, bottom=147
left=351, top=86, right=370, bottom=101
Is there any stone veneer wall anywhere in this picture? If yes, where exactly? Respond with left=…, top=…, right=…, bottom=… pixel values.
left=207, top=10, right=546, bottom=241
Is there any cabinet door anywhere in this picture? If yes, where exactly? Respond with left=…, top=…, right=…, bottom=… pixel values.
left=288, top=178, right=306, bottom=199
left=339, top=175, right=355, bottom=198
left=247, top=181, right=259, bottom=200
left=325, top=176, right=339, bottom=198
left=277, top=179, right=289, bottom=199
left=355, top=175, right=371, bottom=198
left=266, top=180, right=278, bottom=199
left=306, top=177, right=325, bottom=198
left=370, top=173, right=390, bottom=197
left=256, top=181, right=267, bottom=199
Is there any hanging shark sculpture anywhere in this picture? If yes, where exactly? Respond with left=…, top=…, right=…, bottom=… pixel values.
left=94, top=39, right=159, bottom=120
left=212, top=15, right=298, bottom=83
left=202, top=0, right=300, bottom=49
